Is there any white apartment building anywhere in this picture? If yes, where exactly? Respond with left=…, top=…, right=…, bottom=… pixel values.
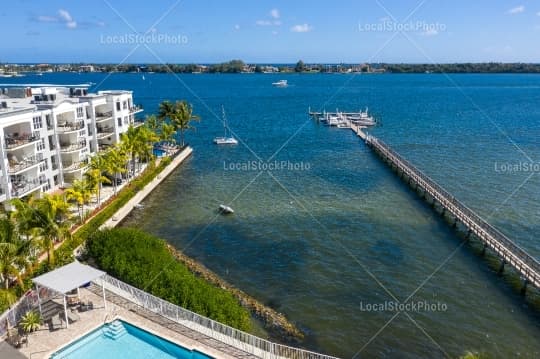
left=0, top=85, right=143, bottom=205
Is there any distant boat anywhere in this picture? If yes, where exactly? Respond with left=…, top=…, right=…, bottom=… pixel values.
left=213, top=106, right=238, bottom=145
left=272, top=79, right=288, bottom=87
left=219, top=204, right=234, bottom=214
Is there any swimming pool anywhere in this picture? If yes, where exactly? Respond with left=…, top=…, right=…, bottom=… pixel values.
left=50, top=320, right=214, bottom=359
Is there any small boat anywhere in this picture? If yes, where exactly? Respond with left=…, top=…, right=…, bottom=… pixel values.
left=214, top=106, right=238, bottom=145
left=219, top=204, right=234, bottom=214
left=272, top=79, right=288, bottom=87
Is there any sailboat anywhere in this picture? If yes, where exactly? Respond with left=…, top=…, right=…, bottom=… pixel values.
left=213, top=106, right=238, bottom=145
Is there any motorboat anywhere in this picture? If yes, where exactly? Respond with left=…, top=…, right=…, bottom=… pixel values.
left=272, top=79, right=288, bottom=87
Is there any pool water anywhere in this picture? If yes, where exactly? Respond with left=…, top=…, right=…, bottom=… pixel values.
left=50, top=320, right=213, bottom=359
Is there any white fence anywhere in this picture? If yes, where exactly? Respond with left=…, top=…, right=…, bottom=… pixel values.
left=0, top=287, right=54, bottom=338
left=99, top=275, right=339, bottom=359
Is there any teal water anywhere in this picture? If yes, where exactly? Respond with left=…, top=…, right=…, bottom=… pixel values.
left=51, top=320, right=212, bottom=358
left=8, top=73, right=540, bottom=358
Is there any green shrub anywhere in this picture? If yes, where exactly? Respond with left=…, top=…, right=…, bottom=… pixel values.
left=87, top=228, right=252, bottom=331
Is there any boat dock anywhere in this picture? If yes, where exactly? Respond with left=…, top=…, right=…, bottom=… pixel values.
left=312, top=107, right=540, bottom=292
left=357, top=128, right=540, bottom=291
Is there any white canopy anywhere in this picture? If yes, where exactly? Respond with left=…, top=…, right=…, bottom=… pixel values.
left=32, top=261, right=105, bottom=294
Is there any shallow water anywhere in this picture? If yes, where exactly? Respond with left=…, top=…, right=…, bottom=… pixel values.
left=10, top=72, right=540, bottom=358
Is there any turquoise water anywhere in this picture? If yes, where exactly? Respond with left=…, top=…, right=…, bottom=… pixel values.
left=7, top=73, right=540, bottom=358
left=50, top=320, right=213, bottom=358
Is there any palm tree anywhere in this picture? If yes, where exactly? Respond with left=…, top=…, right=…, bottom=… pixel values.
left=104, top=147, right=127, bottom=195
left=65, top=179, right=92, bottom=222
left=161, top=123, right=176, bottom=147
left=19, top=310, right=41, bottom=333
left=172, top=100, right=200, bottom=147
left=136, top=126, right=159, bottom=164
left=120, top=125, right=140, bottom=177
left=144, top=114, right=162, bottom=135
left=32, top=199, right=72, bottom=266
left=0, top=217, right=32, bottom=290
left=158, top=100, right=200, bottom=147
left=88, top=153, right=111, bottom=206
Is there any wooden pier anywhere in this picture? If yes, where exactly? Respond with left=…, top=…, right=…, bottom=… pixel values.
left=356, top=128, right=540, bottom=291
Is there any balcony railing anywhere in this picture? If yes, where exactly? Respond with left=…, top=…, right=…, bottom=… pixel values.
left=130, top=105, right=143, bottom=114
left=62, top=161, right=88, bottom=173
left=96, top=111, right=113, bottom=122
left=57, top=120, right=84, bottom=133
left=8, top=154, right=44, bottom=174
left=60, top=141, right=86, bottom=153
left=133, top=118, right=145, bottom=128
left=96, top=125, right=114, bottom=139
left=10, top=177, right=44, bottom=197
left=4, top=134, right=40, bottom=150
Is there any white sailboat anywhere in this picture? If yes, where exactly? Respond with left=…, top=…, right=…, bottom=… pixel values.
left=213, top=106, right=238, bottom=145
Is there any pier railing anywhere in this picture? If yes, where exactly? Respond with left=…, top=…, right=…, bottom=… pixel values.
left=365, top=134, right=540, bottom=288
left=98, top=274, right=339, bottom=359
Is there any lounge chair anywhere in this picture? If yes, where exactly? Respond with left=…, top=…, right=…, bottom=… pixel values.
left=67, top=311, right=79, bottom=323
left=51, top=314, right=62, bottom=330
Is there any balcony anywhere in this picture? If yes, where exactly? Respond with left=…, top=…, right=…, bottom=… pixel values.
left=62, top=161, right=88, bottom=173
left=4, top=134, right=40, bottom=150
left=133, top=118, right=145, bottom=128
left=130, top=105, right=143, bottom=114
left=96, top=125, right=115, bottom=140
left=8, top=154, right=44, bottom=174
left=96, top=111, right=113, bottom=122
left=57, top=120, right=85, bottom=133
left=11, top=177, right=44, bottom=197
left=60, top=141, right=87, bottom=153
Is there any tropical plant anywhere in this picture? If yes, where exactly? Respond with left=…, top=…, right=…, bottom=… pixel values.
left=65, top=179, right=92, bottom=222
left=19, top=310, right=41, bottom=333
left=158, top=100, right=200, bottom=147
left=0, top=217, right=32, bottom=289
left=103, top=147, right=127, bottom=195
left=88, top=153, right=111, bottom=206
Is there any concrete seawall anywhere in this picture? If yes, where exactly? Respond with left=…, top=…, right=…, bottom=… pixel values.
left=101, top=146, right=193, bottom=229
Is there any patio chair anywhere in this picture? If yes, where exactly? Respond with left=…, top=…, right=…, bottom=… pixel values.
left=51, top=314, right=62, bottom=330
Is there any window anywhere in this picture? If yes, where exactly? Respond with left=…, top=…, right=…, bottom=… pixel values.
left=116, top=101, right=121, bottom=111
left=117, top=117, right=122, bottom=127
left=45, top=114, right=52, bottom=129
left=39, top=160, right=48, bottom=172
left=33, top=116, right=43, bottom=129
left=124, top=116, right=129, bottom=125
left=77, top=107, right=84, bottom=118
left=128, top=99, right=132, bottom=108
left=37, top=138, right=45, bottom=151
left=123, top=101, right=128, bottom=110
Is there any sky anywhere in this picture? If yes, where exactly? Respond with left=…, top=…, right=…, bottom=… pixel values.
left=1, top=0, right=540, bottom=63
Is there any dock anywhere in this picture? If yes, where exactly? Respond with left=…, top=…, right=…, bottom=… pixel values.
left=311, top=108, right=540, bottom=292
left=361, top=129, right=539, bottom=291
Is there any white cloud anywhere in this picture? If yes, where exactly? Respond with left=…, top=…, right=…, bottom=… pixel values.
left=270, top=9, right=280, bottom=19
left=507, top=5, right=525, bottom=14
left=291, top=24, right=312, bottom=33
left=35, top=9, right=77, bottom=29
left=234, top=24, right=240, bottom=30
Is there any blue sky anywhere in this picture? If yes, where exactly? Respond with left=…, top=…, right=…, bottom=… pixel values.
left=1, top=0, right=540, bottom=63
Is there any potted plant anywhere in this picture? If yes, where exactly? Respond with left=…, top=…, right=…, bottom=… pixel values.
left=19, top=310, right=42, bottom=334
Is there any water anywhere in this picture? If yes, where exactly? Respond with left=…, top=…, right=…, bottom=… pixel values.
left=8, top=72, right=540, bottom=358
left=50, top=320, right=212, bottom=358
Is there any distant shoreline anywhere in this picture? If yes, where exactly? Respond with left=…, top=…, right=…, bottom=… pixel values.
left=3, top=61, right=540, bottom=75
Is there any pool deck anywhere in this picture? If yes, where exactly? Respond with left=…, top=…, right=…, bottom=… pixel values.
left=13, top=287, right=246, bottom=359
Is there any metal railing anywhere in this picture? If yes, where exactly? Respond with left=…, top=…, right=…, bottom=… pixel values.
left=8, top=154, right=44, bottom=173
left=96, top=111, right=113, bottom=121
left=4, top=134, right=40, bottom=149
left=57, top=120, right=85, bottom=133
left=366, top=135, right=540, bottom=286
left=99, top=275, right=338, bottom=359
left=60, top=141, right=87, bottom=153
left=0, top=288, right=55, bottom=338
left=10, top=177, right=44, bottom=197
left=62, top=161, right=88, bottom=172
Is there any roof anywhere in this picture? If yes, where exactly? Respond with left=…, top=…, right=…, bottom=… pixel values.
left=32, top=261, right=105, bottom=294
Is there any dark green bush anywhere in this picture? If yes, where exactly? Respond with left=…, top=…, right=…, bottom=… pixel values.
left=87, top=228, right=251, bottom=331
